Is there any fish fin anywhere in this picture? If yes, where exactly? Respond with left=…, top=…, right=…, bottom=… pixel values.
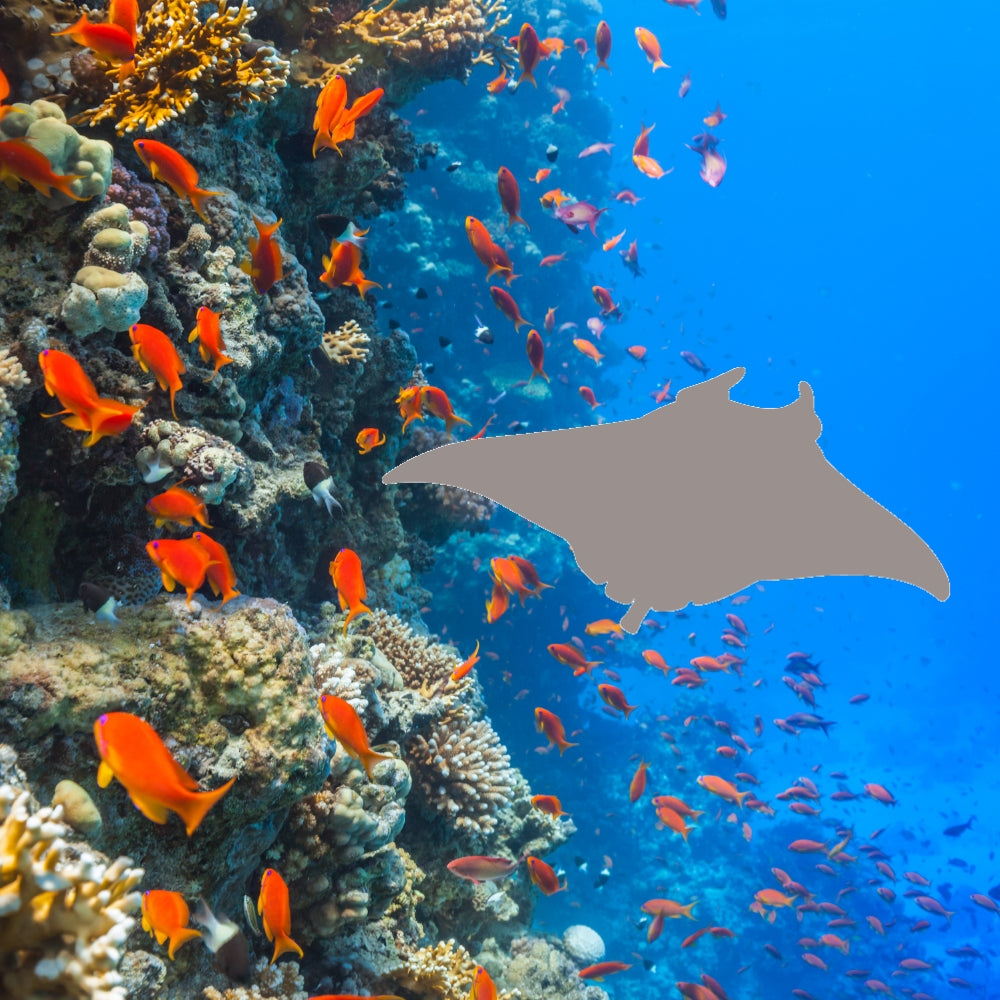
left=188, top=186, right=223, bottom=224
left=129, top=791, right=170, bottom=825
left=176, top=775, right=236, bottom=836
left=270, top=933, right=304, bottom=965
left=167, top=926, right=202, bottom=960
left=160, top=570, right=177, bottom=592
left=97, top=761, right=115, bottom=788
left=360, top=747, right=395, bottom=780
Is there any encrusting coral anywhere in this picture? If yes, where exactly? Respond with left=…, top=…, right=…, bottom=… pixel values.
left=0, top=748, right=144, bottom=1000
left=74, top=0, right=291, bottom=134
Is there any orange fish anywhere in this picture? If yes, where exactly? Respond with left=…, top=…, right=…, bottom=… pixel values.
left=651, top=795, right=704, bottom=820
left=146, top=485, right=211, bottom=529
left=0, top=138, right=88, bottom=201
left=192, top=531, right=240, bottom=607
left=319, top=239, right=380, bottom=297
left=535, top=707, right=578, bottom=754
left=635, top=27, right=668, bottom=71
left=187, top=306, right=234, bottom=381
left=242, top=215, right=285, bottom=294
left=525, top=329, right=548, bottom=383
left=312, top=75, right=348, bottom=157
left=594, top=20, right=612, bottom=72
left=598, top=683, right=637, bottom=719
left=602, top=228, right=626, bottom=252
left=531, top=794, right=570, bottom=818
left=641, top=897, right=698, bottom=920
left=395, top=385, right=423, bottom=432
left=634, top=154, right=668, bottom=179
left=547, top=642, right=601, bottom=676
left=130, top=323, right=185, bottom=419
left=145, top=536, right=217, bottom=605
left=486, top=67, right=508, bottom=95
left=703, top=102, right=727, bottom=127
left=539, top=188, right=568, bottom=209
left=108, top=0, right=139, bottom=44
left=585, top=618, right=624, bottom=636
left=470, top=966, right=497, bottom=1000
left=516, top=22, right=542, bottom=87
left=329, top=547, right=371, bottom=633
left=697, top=774, right=750, bottom=807
left=318, top=693, right=393, bottom=778
left=356, top=427, right=386, bottom=454
left=497, top=166, right=529, bottom=229
left=38, top=348, right=99, bottom=422
left=78, top=397, right=144, bottom=447
left=615, top=189, right=642, bottom=204
left=484, top=240, right=519, bottom=287
left=629, top=758, right=649, bottom=803
left=257, top=868, right=304, bottom=965
left=526, top=855, right=567, bottom=894
left=633, top=123, right=655, bottom=158
left=465, top=216, right=510, bottom=281
left=573, top=338, right=604, bottom=365
left=53, top=12, right=134, bottom=81
left=94, top=711, right=235, bottom=835
left=655, top=804, right=695, bottom=841
left=133, top=139, right=221, bottom=222
left=532, top=167, right=552, bottom=183
left=141, top=890, right=202, bottom=959
left=485, top=578, right=510, bottom=624
left=627, top=345, right=647, bottom=362
left=642, top=649, right=670, bottom=674
left=490, top=557, right=532, bottom=604
left=450, top=640, right=480, bottom=682
left=507, top=555, right=552, bottom=595
left=539, top=252, right=566, bottom=267
left=420, top=385, right=471, bottom=437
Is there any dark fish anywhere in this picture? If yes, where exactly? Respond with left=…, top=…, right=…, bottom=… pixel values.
left=573, top=855, right=588, bottom=871
left=989, top=884, right=1000, bottom=902
left=424, top=362, right=435, bottom=375
left=315, top=213, right=351, bottom=240
left=642, top=960, right=656, bottom=973
left=546, top=143, right=559, bottom=162
left=948, top=858, right=969, bottom=869
left=79, top=582, right=120, bottom=624
left=303, top=461, right=343, bottom=516
left=388, top=319, right=401, bottom=330
left=944, top=816, right=976, bottom=837
left=784, top=712, right=836, bottom=736
left=711, top=0, right=727, bottom=18
left=446, top=161, right=462, bottom=172
left=415, top=287, right=428, bottom=299
left=438, top=336, right=452, bottom=349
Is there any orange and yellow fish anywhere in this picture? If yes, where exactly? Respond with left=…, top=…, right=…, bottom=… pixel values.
left=531, top=794, right=570, bottom=818
left=469, top=966, right=497, bottom=1000
left=188, top=306, right=234, bottom=381
left=526, top=855, right=567, bottom=894
left=130, top=323, right=185, bottom=419
left=53, top=11, right=134, bottom=82
left=145, top=537, right=216, bottom=606
left=146, top=485, right=211, bottom=529
left=0, top=138, right=88, bottom=201
left=329, top=547, right=371, bottom=633
left=192, top=531, right=240, bottom=607
left=318, top=693, right=394, bottom=778
left=356, top=427, right=386, bottom=454
left=133, top=139, right=221, bottom=223
left=497, top=166, right=529, bottom=230
left=635, top=27, right=669, bottom=71
left=257, top=868, right=304, bottom=964
left=141, top=890, right=202, bottom=959
left=396, top=385, right=423, bottom=432
left=94, top=712, right=235, bottom=835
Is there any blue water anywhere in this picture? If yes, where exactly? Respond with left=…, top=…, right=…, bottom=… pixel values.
left=393, top=1, right=999, bottom=996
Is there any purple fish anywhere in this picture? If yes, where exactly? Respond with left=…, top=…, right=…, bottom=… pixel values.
left=784, top=712, right=837, bottom=736
left=447, top=855, right=522, bottom=883
left=554, top=201, right=607, bottom=236
left=680, top=350, right=710, bottom=373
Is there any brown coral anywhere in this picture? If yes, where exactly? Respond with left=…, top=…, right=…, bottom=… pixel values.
left=407, top=707, right=515, bottom=837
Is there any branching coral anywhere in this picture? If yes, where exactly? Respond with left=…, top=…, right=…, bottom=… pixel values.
left=407, top=707, right=515, bottom=837
left=202, top=956, right=308, bottom=999
left=0, top=782, right=144, bottom=1000
left=390, top=937, right=478, bottom=1000
left=0, top=348, right=30, bottom=420
left=321, top=319, right=371, bottom=366
left=75, top=0, right=291, bottom=134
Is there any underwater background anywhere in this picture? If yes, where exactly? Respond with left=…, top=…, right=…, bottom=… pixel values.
left=0, top=0, right=996, bottom=999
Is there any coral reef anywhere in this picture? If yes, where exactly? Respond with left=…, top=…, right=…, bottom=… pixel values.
left=75, top=0, right=291, bottom=134
left=0, top=748, right=144, bottom=1000
left=201, top=957, right=308, bottom=1000
left=321, top=319, right=371, bottom=366
left=496, top=936, right=609, bottom=1000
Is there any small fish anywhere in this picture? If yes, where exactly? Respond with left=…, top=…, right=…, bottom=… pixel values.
left=303, top=461, right=343, bottom=516
left=531, top=794, right=570, bottom=818
left=188, top=306, right=234, bottom=381
left=943, top=816, right=976, bottom=837
left=680, top=349, right=710, bottom=374
left=145, top=537, right=216, bottom=606
left=192, top=532, right=240, bottom=608
left=141, top=890, right=202, bottom=960
left=79, top=582, right=120, bottom=624
left=554, top=200, right=607, bottom=236
left=146, top=485, right=211, bottom=530
left=470, top=966, right=497, bottom=1000
left=635, top=27, right=669, bottom=71
left=678, top=72, right=692, bottom=98
left=356, top=427, right=386, bottom=455
left=53, top=11, right=134, bottom=81
left=516, top=22, right=542, bottom=87
left=526, top=855, right=567, bottom=895
left=473, top=316, right=494, bottom=345
left=545, top=143, right=559, bottom=162
left=578, top=142, right=614, bottom=158
left=130, top=323, right=185, bottom=419
left=573, top=338, right=604, bottom=365
left=525, top=329, right=548, bottom=383
left=446, top=855, right=522, bottom=883
left=329, top=549, right=372, bottom=634
left=133, top=139, right=221, bottom=222
left=579, top=962, right=631, bottom=981
left=192, top=898, right=249, bottom=981
left=319, top=239, right=380, bottom=297
left=703, top=102, right=727, bottom=127
left=594, top=20, right=612, bottom=72
left=318, top=694, right=393, bottom=777
left=421, top=385, right=471, bottom=437
left=534, top=707, right=578, bottom=754
left=450, top=640, right=480, bottom=682
left=490, top=286, right=531, bottom=331
left=497, top=166, right=529, bottom=229
left=241, top=215, right=284, bottom=295
left=257, top=868, right=304, bottom=965
left=446, top=161, right=462, bottom=172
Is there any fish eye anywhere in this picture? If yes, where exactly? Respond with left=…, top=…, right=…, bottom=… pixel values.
left=98, top=713, right=108, bottom=725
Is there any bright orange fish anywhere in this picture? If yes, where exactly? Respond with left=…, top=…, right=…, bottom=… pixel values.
left=145, top=537, right=216, bottom=606
left=635, top=27, right=668, bottom=71
left=76, top=397, right=143, bottom=447
left=242, top=215, right=285, bottom=294
left=547, top=642, right=601, bottom=676
left=465, top=216, right=510, bottom=281
left=257, top=868, right=304, bottom=964
left=319, top=239, right=380, bottom=297
left=532, top=167, right=552, bottom=183
left=602, top=228, right=626, bottom=252
left=485, top=578, right=509, bottom=623
left=535, top=707, right=578, bottom=754
left=420, top=385, right=470, bottom=437
left=703, top=102, right=727, bottom=127
left=573, top=338, right=604, bottom=365
left=526, top=329, right=548, bottom=383
left=329, top=548, right=371, bottom=633
left=490, top=557, right=532, bottom=604
left=469, top=966, right=497, bottom=1000
left=579, top=962, right=632, bottom=981
left=508, top=555, right=552, bottom=595
left=585, top=618, right=624, bottom=636
left=531, top=794, right=570, bottom=818
left=133, top=139, right=221, bottom=223
left=141, top=890, right=202, bottom=959
left=38, top=348, right=99, bottom=422
left=396, top=385, right=423, bottom=432
left=486, top=67, right=508, bottom=95
left=539, top=188, right=568, bottom=209
left=634, top=154, right=668, bottom=179
left=318, top=693, right=394, bottom=778
left=192, top=532, right=240, bottom=607
left=130, top=323, right=185, bottom=418
left=0, top=138, right=88, bottom=201
left=53, top=12, right=134, bottom=81
left=629, top=759, right=649, bottom=803
left=450, top=640, right=480, bottom=682
left=641, top=897, right=698, bottom=920
left=187, top=306, right=234, bottom=381
left=356, top=427, right=386, bottom=454
left=313, top=77, right=384, bottom=157
left=94, top=712, right=235, bottom=835
left=525, top=855, right=567, bottom=894
left=490, top=286, right=530, bottom=331
left=497, top=166, right=529, bottom=229
left=146, top=485, right=211, bottom=529
left=697, top=773, right=750, bottom=807
left=108, top=0, right=139, bottom=43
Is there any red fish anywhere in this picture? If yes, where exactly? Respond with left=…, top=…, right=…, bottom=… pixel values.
left=192, top=532, right=240, bottom=607
left=146, top=486, right=211, bottom=529
left=486, top=67, right=508, bottom=95
left=319, top=239, right=380, bottom=297
left=469, top=966, right=497, bottom=1000
left=594, top=20, right=612, bottom=72
left=539, top=253, right=566, bottom=267
left=242, top=215, right=284, bottom=294
left=531, top=794, right=570, bottom=818
left=313, top=80, right=383, bottom=157
left=703, top=102, right=727, bottom=127
left=535, top=707, right=578, bottom=754
left=466, top=216, right=511, bottom=281
left=356, top=427, right=386, bottom=455
left=507, top=555, right=552, bottom=595
left=130, top=323, right=185, bottom=418
left=598, top=684, right=637, bottom=719
left=187, top=306, right=233, bottom=381
left=592, top=284, right=620, bottom=317
left=318, top=693, right=393, bottom=778
left=0, top=138, right=89, bottom=201
left=53, top=12, right=134, bottom=81
left=629, top=759, right=649, bottom=802
left=525, top=329, right=548, bottom=382
left=94, top=711, right=235, bottom=835
left=497, top=166, right=528, bottom=229
left=329, top=548, right=371, bottom=633
left=579, top=962, right=631, bottom=981
left=525, top=855, right=567, bottom=894
left=548, top=642, right=601, bottom=676
left=420, top=385, right=470, bottom=437
left=490, top=286, right=530, bottom=331
left=579, top=386, right=602, bottom=410
left=133, top=139, right=221, bottom=222
left=446, top=855, right=522, bottom=883
left=258, top=868, right=304, bottom=964
left=573, top=338, right=604, bottom=365
left=485, top=578, right=509, bottom=623
left=396, top=385, right=423, bottom=432
left=516, top=23, right=542, bottom=86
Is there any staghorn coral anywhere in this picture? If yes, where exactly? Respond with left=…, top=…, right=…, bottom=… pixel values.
left=202, top=956, right=308, bottom=999
left=321, top=319, right=371, bottom=366
left=406, top=707, right=515, bottom=838
left=0, top=768, right=144, bottom=1000
left=75, top=0, right=291, bottom=134
left=390, top=937, right=478, bottom=1000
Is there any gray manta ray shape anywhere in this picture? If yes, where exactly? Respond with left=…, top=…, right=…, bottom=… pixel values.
left=383, top=368, right=949, bottom=633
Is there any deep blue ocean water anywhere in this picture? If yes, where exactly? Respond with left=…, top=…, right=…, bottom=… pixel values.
left=387, top=1, right=998, bottom=996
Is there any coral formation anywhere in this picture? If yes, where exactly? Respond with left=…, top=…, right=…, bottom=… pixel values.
left=202, top=957, right=308, bottom=1000
left=75, top=0, right=291, bottom=134
left=0, top=753, right=144, bottom=1000
left=389, top=937, right=479, bottom=1000
left=0, top=99, right=113, bottom=206
left=407, top=707, right=515, bottom=838
left=321, top=319, right=371, bottom=366
left=0, top=346, right=30, bottom=419
left=561, top=925, right=606, bottom=964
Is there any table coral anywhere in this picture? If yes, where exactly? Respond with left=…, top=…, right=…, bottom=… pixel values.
left=74, top=0, right=291, bottom=134
left=0, top=765, right=144, bottom=1000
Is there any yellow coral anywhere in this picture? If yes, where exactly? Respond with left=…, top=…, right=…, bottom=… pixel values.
left=75, top=0, right=290, bottom=134
left=321, top=319, right=370, bottom=366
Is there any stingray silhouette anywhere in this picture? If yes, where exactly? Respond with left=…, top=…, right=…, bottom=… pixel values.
left=383, top=368, right=949, bottom=633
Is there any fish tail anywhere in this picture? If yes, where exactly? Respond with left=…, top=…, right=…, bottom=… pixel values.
left=167, top=926, right=203, bottom=960
left=360, top=747, right=395, bottom=780
left=188, top=186, right=223, bottom=223
left=596, top=59, right=611, bottom=72
left=354, top=277, right=382, bottom=298
left=341, top=601, right=372, bottom=635
left=270, top=932, right=304, bottom=965
left=444, top=413, right=472, bottom=436
left=178, top=775, right=236, bottom=836
left=556, top=739, right=579, bottom=755
left=510, top=213, right=530, bottom=231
